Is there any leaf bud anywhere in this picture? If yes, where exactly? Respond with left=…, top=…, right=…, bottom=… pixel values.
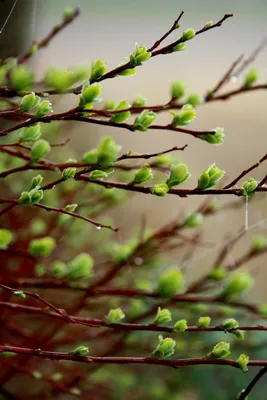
left=152, top=335, right=176, bottom=359
left=153, top=307, right=172, bottom=325
left=105, top=308, right=125, bottom=324
left=166, top=163, right=191, bottom=188
left=28, top=237, right=55, bottom=257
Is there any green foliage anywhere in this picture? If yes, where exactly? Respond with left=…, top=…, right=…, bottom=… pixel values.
left=68, top=253, right=94, bottom=281
left=241, top=178, right=258, bottom=197
left=157, top=267, right=184, bottom=297
left=133, top=164, right=153, bottom=184
left=153, top=307, right=172, bottom=325
left=222, top=271, right=254, bottom=299
left=9, top=65, right=33, bottom=91
left=173, top=319, right=188, bottom=332
left=90, top=59, right=107, bottom=81
left=28, top=237, right=55, bottom=257
left=210, top=341, right=230, bottom=359
left=200, top=127, right=224, bottom=144
left=30, top=139, right=51, bottom=163
left=197, top=163, right=225, bottom=189
left=152, top=335, right=176, bottom=359
left=105, top=308, right=125, bottom=324
left=166, top=163, right=191, bottom=188
left=182, top=212, right=203, bottom=228
left=110, top=100, right=131, bottom=123
left=72, top=346, right=89, bottom=356
left=237, top=354, right=249, bottom=373
left=0, top=229, right=13, bottom=249
left=170, top=104, right=196, bottom=126
left=133, top=110, right=156, bottom=131
left=170, top=81, right=185, bottom=100
left=251, top=234, right=267, bottom=251
left=196, top=316, right=211, bottom=328
left=243, top=68, right=258, bottom=88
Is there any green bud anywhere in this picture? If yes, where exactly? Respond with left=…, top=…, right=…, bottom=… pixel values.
left=153, top=307, right=172, bottom=325
left=9, top=65, right=33, bottom=91
left=133, top=164, right=153, bottom=184
left=133, top=110, right=156, bottom=131
left=157, top=267, right=184, bottom=297
left=151, top=183, right=169, bottom=196
left=237, top=354, right=249, bottom=372
left=155, top=154, right=172, bottom=166
left=49, top=261, right=67, bottom=278
left=34, top=100, right=53, bottom=119
left=209, top=267, right=227, bottom=281
left=183, top=212, right=203, bottom=228
left=243, top=68, right=258, bottom=88
left=89, top=170, right=108, bottom=180
left=20, top=123, right=41, bottom=142
left=171, top=104, right=196, bottom=126
left=166, top=163, right=191, bottom=188
left=51, top=372, right=63, bottom=382
left=82, top=148, right=99, bottom=164
left=200, top=127, right=224, bottom=145
left=28, top=237, right=55, bottom=257
left=206, top=198, right=221, bottom=212
left=172, top=42, right=186, bottom=52
left=62, top=167, right=76, bottom=180
left=257, top=303, right=267, bottom=317
left=197, top=163, right=225, bottom=189
left=35, top=263, right=45, bottom=277
left=79, top=83, right=101, bottom=107
left=251, top=234, right=267, bottom=251
left=63, top=7, right=74, bottom=19
left=30, top=174, right=43, bottom=190
left=32, top=371, right=42, bottom=380
left=63, top=204, right=78, bottom=213
left=97, top=136, right=121, bottom=167
left=242, top=178, right=258, bottom=197
left=68, top=253, right=94, bottom=281
left=129, top=44, right=151, bottom=68
left=70, top=388, right=81, bottom=396
left=90, top=59, right=107, bottom=81
left=196, top=316, right=211, bottom=328
left=173, top=319, right=188, bottom=332
left=132, top=96, right=147, bottom=108
left=105, top=308, right=125, bottom=324
left=72, top=346, right=89, bottom=356
left=221, top=318, right=239, bottom=331
left=204, top=21, right=213, bottom=29
left=110, top=100, right=131, bottom=123
left=182, top=28, right=195, bottom=41
left=29, top=188, right=43, bottom=204
left=171, top=81, right=185, bottom=100
left=20, top=92, right=38, bottom=112
left=185, top=93, right=203, bottom=107
left=232, top=330, right=245, bottom=340
left=18, top=191, right=32, bottom=205
left=222, top=271, right=253, bottom=299
left=0, top=229, right=13, bottom=249
left=152, top=335, right=176, bottom=359
left=30, top=139, right=51, bottom=163
left=44, top=67, right=75, bottom=93
left=211, top=341, right=230, bottom=359
left=14, top=291, right=26, bottom=299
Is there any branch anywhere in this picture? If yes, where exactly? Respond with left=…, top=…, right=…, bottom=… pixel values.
left=1, top=345, right=267, bottom=370
left=237, top=366, right=267, bottom=400
left=17, top=8, right=81, bottom=64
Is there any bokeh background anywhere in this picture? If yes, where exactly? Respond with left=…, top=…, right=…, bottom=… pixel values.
left=1, top=1, right=267, bottom=398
